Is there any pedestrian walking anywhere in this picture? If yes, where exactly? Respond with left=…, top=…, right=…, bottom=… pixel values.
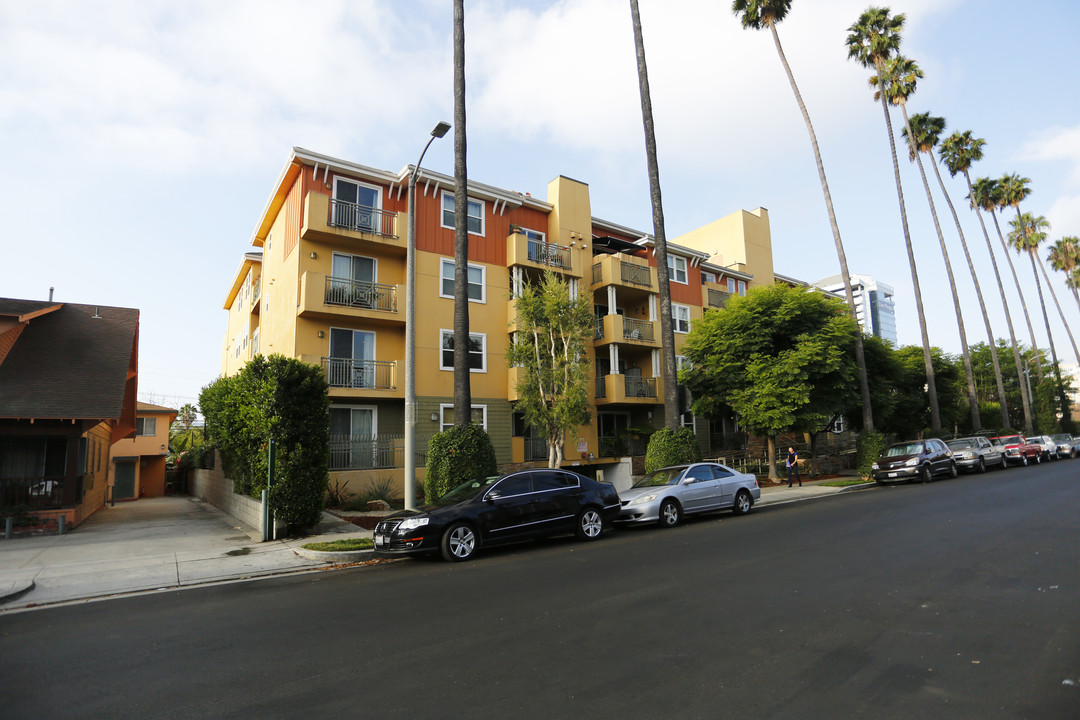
left=786, top=447, right=801, bottom=488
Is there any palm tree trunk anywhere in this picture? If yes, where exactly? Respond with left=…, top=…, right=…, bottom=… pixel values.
left=1027, top=248, right=1064, bottom=426
left=880, top=93, right=941, bottom=429
left=629, top=0, right=679, bottom=429
left=900, top=105, right=978, bottom=430
left=965, top=172, right=1033, bottom=433
left=1035, top=255, right=1080, bottom=428
left=930, top=159, right=1007, bottom=428
left=452, top=0, right=472, bottom=425
left=770, top=22, right=874, bottom=431
left=991, top=209, right=1043, bottom=381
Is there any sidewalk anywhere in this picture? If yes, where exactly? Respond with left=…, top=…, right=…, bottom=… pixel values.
left=1, top=479, right=872, bottom=613
left=0, top=496, right=372, bottom=613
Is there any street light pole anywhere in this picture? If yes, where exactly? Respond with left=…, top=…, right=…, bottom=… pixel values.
left=405, top=121, right=451, bottom=510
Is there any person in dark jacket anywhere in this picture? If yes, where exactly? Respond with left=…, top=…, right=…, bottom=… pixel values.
left=786, top=447, right=801, bottom=488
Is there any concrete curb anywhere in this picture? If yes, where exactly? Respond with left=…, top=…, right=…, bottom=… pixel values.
left=293, top=547, right=375, bottom=563
left=0, top=579, right=36, bottom=604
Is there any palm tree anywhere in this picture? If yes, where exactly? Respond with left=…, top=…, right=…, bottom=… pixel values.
left=451, top=0, right=472, bottom=425
left=847, top=8, right=941, bottom=430
left=941, top=133, right=1031, bottom=433
left=999, top=175, right=1047, bottom=383
left=1008, top=211, right=1074, bottom=428
left=896, top=107, right=980, bottom=430
left=629, top=0, right=680, bottom=431
left=732, top=0, right=874, bottom=432
left=1047, top=236, right=1080, bottom=314
left=973, top=176, right=1044, bottom=383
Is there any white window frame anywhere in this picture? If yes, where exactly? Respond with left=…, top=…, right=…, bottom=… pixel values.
left=737, top=280, right=747, bottom=296
left=439, top=404, right=488, bottom=432
left=727, top=278, right=737, bottom=294
left=333, top=176, right=383, bottom=212
left=440, top=329, right=487, bottom=373
left=440, top=191, right=485, bottom=236
left=439, top=258, right=486, bottom=303
left=136, top=417, right=157, bottom=436
left=667, top=255, right=688, bottom=284
left=330, top=405, right=379, bottom=437
left=672, top=303, right=691, bottom=333
left=522, top=228, right=545, bottom=242
left=701, top=271, right=717, bottom=284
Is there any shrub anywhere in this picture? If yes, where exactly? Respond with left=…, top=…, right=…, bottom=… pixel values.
left=425, top=424, right=497, bottom=502
left=644, top=426, right=702, bottom=474
left=857, top=430, right=887, bottom=479
left=344, top=475, right=399, bottom=509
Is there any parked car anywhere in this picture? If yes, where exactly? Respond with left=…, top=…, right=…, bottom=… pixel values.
left=1031, top=435, right=1060, bottom=461
left=1050, top=433, right=1077, bottom=458
left=946, top=436, right=1007, bottom=473
left=615, top=462, right=761, bottom=528
left=372, top=469, right=621, bottom=562
left=872, top=439, right=956, bottom=484
left=989, top=434, right=1043, bottom=466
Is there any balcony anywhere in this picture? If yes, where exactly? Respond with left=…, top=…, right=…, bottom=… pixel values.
left=506, top=232, right=580, bottom=277
left=594, top=314, right=656, bottom=347
left=298, top=271, right=404, bottom=326
left=705, top=287, right=731, bottom=310
left=301, top=191, right=407, bottom=254
left=507, top=365, right=528, bottom=401
left=590, top=255, right=655, bottom=291
left=594, top=374, right=662, bottom=405
left=322, top=358, right=397, bottom=391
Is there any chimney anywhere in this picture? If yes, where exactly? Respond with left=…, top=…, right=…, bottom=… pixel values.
left=49, top=286, right=54, bottom=302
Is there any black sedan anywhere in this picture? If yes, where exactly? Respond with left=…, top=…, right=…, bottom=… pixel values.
left=373, top=469, right=621, bottom=562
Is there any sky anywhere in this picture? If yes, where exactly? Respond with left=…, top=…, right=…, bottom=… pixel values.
left=2, top=0, right=1078, bottom=412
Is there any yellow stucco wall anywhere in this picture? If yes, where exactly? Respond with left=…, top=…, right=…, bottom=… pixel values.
left=674, top=207, right=774, bottom=288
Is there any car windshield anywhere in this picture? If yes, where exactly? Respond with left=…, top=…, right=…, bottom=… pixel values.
left=632, top=467, right=686, bottom=488
left=992, top=436, right=1020, bottom=446
left=946, top=440, right=972, bottom=450
left=884, top=443, right=922, bottom=457
left=1052, top=434, right=1071, bottom=442
left=433, top=476, right=500, bottom=506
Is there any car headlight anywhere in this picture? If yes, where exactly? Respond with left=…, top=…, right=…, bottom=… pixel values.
left=957, top=451, right=973, bottom=459
left=871, top=462, right=879, bottom=470
left=628, top=493, right=658, bottom=506
left=905, top=458, right=920, bottom=467
left=396, top=517, right=429, bottom=532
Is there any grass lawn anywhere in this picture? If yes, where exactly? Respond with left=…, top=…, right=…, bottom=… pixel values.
left=301, top=537, right=374, bottom=552
left=818, top=478, right=872, bottom=488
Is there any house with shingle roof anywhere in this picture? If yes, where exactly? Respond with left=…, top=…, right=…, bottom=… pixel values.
left=0, top=298, right=140, bottom=528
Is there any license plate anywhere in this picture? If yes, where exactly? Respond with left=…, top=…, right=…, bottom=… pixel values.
left=374, top=534, right=389, bottom=548
left=888, top=472, right=898, bottom=478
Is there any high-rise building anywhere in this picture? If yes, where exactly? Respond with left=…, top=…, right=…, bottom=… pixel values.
left=812, top=274, right=897, bottom=346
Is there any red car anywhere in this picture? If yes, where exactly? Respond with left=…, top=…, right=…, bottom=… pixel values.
left=989, top=434, right=1042, bottom=466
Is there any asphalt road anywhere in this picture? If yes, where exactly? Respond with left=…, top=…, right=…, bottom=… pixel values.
left=3, top=462, right=1079, bottom=719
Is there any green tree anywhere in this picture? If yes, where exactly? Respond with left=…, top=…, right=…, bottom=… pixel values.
left=942, top=133, right=1033, bottom=433
left=170, top=403, right=202, bottom=453
left=1047, top=236, right=1080, bottom=314
left=731, top=0, right=874, bottom=432
left=847, top=9, right=941, bottom=430
left=994, top=174, right=1045, bottom=380
left=680, top=284, right=859, bottom=480
left=200, top=355, right=330, bottom=533
left=506, top=270, right=594, bottom=468
left=629, top=0, right=679, bottom=428
left=898, top=109, right=980, bottom=430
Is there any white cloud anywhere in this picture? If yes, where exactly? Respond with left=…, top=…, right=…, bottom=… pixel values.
left=1018, top=124, right=1080, bottom=184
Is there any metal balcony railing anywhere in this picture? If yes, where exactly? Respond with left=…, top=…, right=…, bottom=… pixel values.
left=707, top=288, right=730, bottom=309
left=252, top=277, right=261, bottom=303
left=594, top=318, right=605, bottom=340
left=620, top=262, right=652, bottom=288
left=625, top=376, right=657, bottom=398
left=322, top=358, right=396, bottom=389
left=324, top=277, right=398, bottom=312
left=622, top=317, right=654, bottom=342
left=598, top=435, right=646, bottom=457
left=595, top=376, right=607, bottom=398
left=329, top=199, right=398, bottom=238
left=592, top=263, right=603, bottom=285
left=527, top=239, right=571, bottom=270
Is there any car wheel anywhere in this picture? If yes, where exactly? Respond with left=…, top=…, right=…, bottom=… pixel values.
left=949, top=461, right=958, bottom=478
left=919, top=464, right=932, bottom=483
left=1021, top=454, right=1029, bottom=466
left=575, top=508, right=604, bottom=541
left=732, top=490, right=753, bottom=516
left=441, top=522, right=478, bottom=562
left=658, top=499, right=681, bottom=528
left=1000, top=455, right=1008, bottom=470
left=1035, top=452, right=1042, bottom=464
left=977, top=457, right=987, bottom=473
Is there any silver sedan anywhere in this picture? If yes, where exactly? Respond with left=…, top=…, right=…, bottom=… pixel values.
left=615, top=462, right=760, bottom=528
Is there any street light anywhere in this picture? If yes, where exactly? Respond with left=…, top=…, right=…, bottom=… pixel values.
left=405, top=121, right=451, bottom=510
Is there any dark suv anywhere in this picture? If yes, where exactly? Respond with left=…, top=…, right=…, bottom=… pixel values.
left=872, top=439, right=957, bottom=484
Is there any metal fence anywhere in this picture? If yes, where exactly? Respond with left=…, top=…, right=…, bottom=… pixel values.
left=329, top=199, right=398, bottom=237
left=328, top=434, right=429, bottom=471
left=322, top=358, right=396, bottom=389
left=623, top=317, right=654, bottom=342
left=707, top=288, right=730, bottom=309
left=527, top=239, right=571, bottom=270
left=620, top=262, right=652, bottom=287
left=0, top=476, right=64, bottom=510
left=324, top=277, right=398, bottom=312
left=625, top=376, right=657, bottom=398
left=598, top=435, right=647, bottom=457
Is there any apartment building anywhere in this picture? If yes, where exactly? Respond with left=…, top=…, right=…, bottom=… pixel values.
left=222, top=148, right=763, bottom=494
left=812, top=273, right=898, bottom=346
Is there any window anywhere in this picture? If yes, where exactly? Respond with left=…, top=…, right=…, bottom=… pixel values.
left=701, top=271, right=717, bottom=284
left=667, top=255, right=688, bottom=284
left=441, top=192, right=484, bottom=235
left=440, top=259, right=485, bottom=302
left=672, top=304, right=691, bottom=333
left=440, top=330, right=486, bottom=372
left=332, top=177, right=381, bottom=231
left=521, top=228, right=545, bottom=242
left=489, top=474, right=532, bottom=498
left=329, top=406, right=381, bottom=470
left=328, top=328, right=377, bottom=388
left=737, top=280, right=747, bottom=296
left=136, top=417, right=157, bottom=436
left=727, top=278, right=737, bottom=294
left=439, top=404, right=487, bottom=431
